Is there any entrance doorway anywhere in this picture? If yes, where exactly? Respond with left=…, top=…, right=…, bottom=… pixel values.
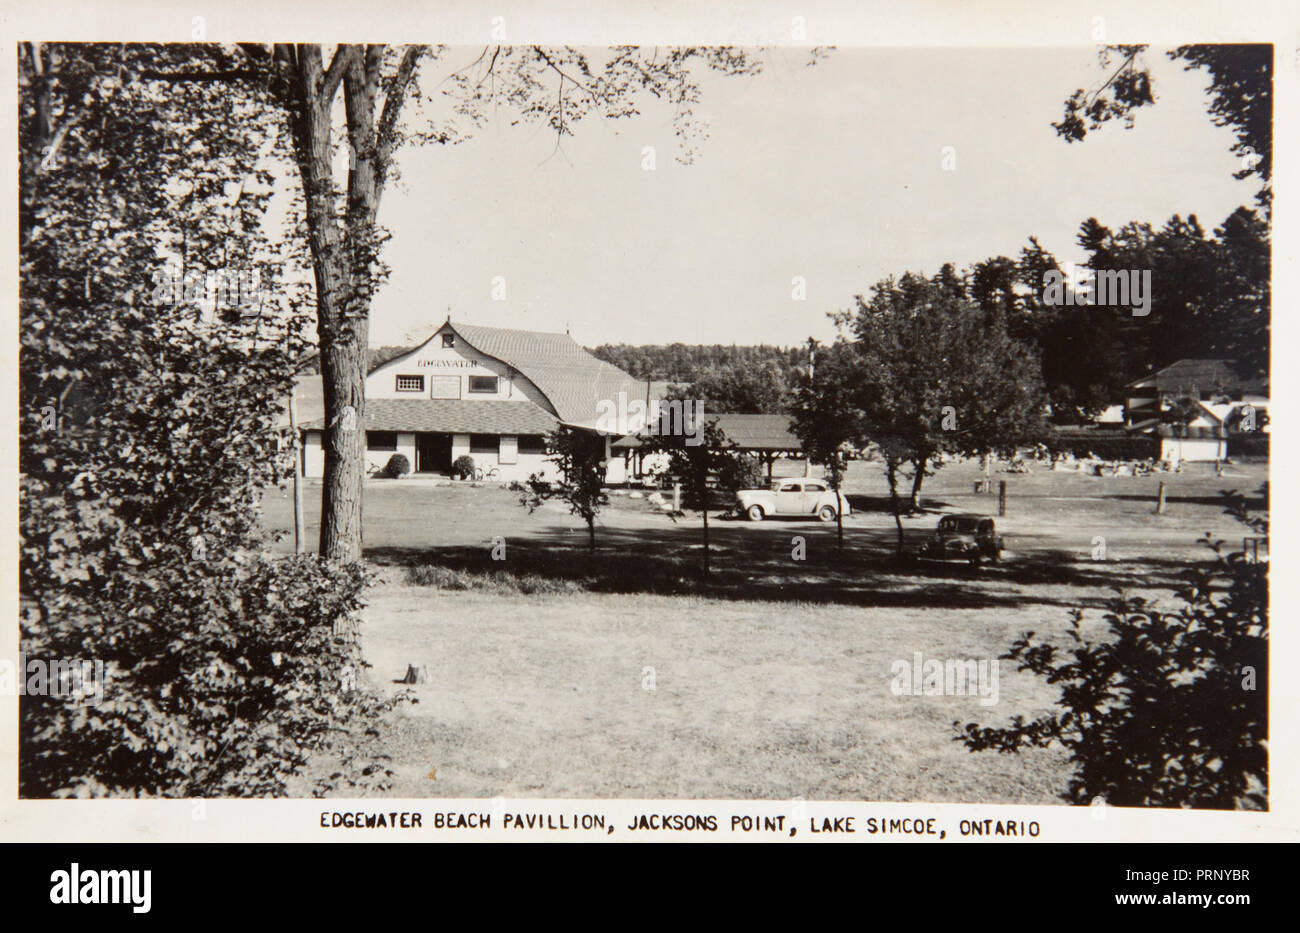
left=415, top=433, right=452, bottom=473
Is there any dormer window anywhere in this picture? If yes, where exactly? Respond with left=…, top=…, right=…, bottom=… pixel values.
left=395, top=374, right=424, bottom=392
left=442, top=333, right=455, bottom=348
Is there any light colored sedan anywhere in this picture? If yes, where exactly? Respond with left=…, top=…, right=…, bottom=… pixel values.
left=736, top=479, right=852, bottom=522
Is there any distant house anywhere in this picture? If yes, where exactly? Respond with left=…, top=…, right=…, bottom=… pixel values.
left=299, top=319, right=658, bottom=483
left=1124, top=359, right=1268, bottom=462
left=1124, top=358, right=1267, bottom=423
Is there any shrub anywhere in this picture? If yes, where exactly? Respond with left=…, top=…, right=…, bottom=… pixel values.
left=958, top=491, right=1267, bottom=809
left=385, top=453, right=411, bottom=479
left=17, top=49, right=395, bottom=795
left=19, top=553, right=403, bottom=797
left=1047, top=428, right=1159, bottom=461
left=724, top=454, right=765, bottom=492
left=452, top=455, right=476, bottom=479
left=406, top=563, right=582, bottom=596
left=519, top=427, right=608, bottom=552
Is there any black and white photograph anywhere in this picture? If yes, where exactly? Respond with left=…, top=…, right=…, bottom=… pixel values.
left=3, top=0, right=1292, bottom=873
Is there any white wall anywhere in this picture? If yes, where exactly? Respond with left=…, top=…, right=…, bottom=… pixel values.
left=1161, top=436, right=1226, bottom=463
left=367, top=324, right=554, bottom=411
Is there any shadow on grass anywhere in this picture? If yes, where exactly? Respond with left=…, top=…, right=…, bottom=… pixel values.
left=365, top=519, right=1202, bottom=611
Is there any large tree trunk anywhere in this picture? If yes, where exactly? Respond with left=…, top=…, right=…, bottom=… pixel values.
left=278, top=43, right=424, bottom=561
left=319, top=334, right=367, bottom=560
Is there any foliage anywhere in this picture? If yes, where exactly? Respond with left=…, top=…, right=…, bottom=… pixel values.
left=21, top=555, right=401, bottom=797
left=1044, top=430, right=1158, bottom=462
left=646, top=418, right=741, bottom=574
left=727, top=454, right=766, bottom=492
left=958, top=492, right=1268, bottom=809
left=790, top=340, right=867, bottom=549
left=935, top=209, right=1269, bottom=422
left=840, top=271, right=1046, bottom=510
left=589, top=343, right=807, bottom=413
left=452, top=455, right=476, bottom=479
left=385, top=453, right=411, bottom=478
left=215, top=43, right=815, bottom=559
left=1053, top=44, right=1272, bottom=204
left=519, top=427, right=608, bottom=552
left=19, top=44, right=394, bottom=796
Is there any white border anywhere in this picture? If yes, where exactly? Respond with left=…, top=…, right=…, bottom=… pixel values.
left=1, top=0, right=1294, bottom=843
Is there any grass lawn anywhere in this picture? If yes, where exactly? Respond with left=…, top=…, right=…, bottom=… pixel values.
left=260, top=457, right=1267, bottom=801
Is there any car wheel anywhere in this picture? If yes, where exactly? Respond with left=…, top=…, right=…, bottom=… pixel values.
left=817, top=505, right=836, bottom=522
left=747, top=504, right=765, bottom=522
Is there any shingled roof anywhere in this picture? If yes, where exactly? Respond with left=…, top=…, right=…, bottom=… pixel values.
left=450, top=322, right=650, bottom=427
left=302, top=398, right=558, bottom=435
left=710, top=413, right=801, bottom=451
left=1127, top=359, right=1267, bottom=396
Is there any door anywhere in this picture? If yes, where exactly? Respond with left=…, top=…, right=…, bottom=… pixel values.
left=415, top=433, right=452, bottom=473
left=774, top=480, right=804, bottom=515
left=803, top=482, right=827, bottom=514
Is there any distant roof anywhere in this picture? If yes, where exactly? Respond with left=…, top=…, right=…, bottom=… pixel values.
left=302, top=398, right=558, bottom=435
left=448, top=322, right=650, bottom=427
left=710, top=413, right=801, bottom=451
left=1127, top=359, right=1267, bottom=396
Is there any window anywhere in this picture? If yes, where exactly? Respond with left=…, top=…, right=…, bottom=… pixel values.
left=518, top=434, right=547, bottom=455
left=468, top=375, right=499, bottom=394
left=442, top=333, right=455, bottom=347
left=430, top=375, right=460, bottom=399
left=395, top=374, right=424, bottom=392
left=805, top=483, right=826, bottom=492
left=367, top=432, right=398, bottom=451
left=470, top=434, right=499, bottom=455
left=779, top=482, right=801, bottom=492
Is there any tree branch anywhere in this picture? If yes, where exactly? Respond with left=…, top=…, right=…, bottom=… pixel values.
left=321, top=45, right=355, bottom=105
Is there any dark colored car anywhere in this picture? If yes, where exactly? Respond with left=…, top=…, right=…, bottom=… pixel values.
left=918, top=514, right=1004, bottom=565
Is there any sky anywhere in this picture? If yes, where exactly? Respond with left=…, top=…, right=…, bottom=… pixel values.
left=362, top=45, right=1258, bottom=349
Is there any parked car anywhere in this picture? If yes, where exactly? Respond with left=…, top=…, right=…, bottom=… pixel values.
left=918, top=514, right=1004, bottom=565
left=737, top=479, right=851, bottom=522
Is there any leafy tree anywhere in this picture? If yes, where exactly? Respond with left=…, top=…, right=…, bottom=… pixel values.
left=134, top=43, right=812, bottom=560
left=589, top=342, right=807, bottom=409
left=648, top=418, right=741, bottom=575
left=790, top=340, right=867, bottom=550
left=959, top=494, right=1267, bottom=809
left=19, top=44, right=394, bottom=796
left=842, top=271, right=1044, bottom=511
left=686, top=359, right=793, bottom=413
left=520, top=427, right=608, bottom=553
left=1053, top=44, right=1271, bottom=204
left=1051, top=43, right=1271, bottom=391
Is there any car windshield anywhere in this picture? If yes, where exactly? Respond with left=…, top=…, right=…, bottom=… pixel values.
left=939, top=517, right=982, bottom=533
